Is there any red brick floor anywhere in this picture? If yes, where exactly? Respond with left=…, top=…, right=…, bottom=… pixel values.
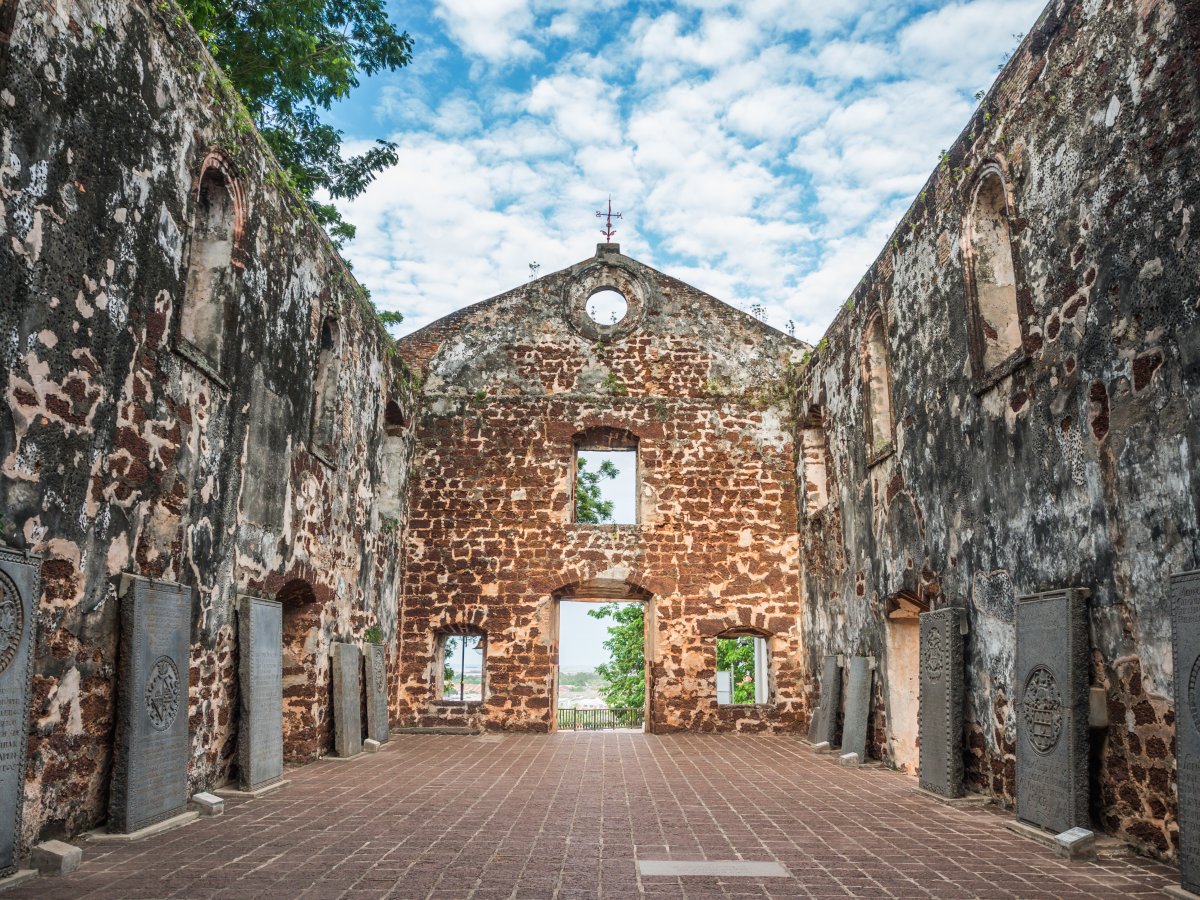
left=18, top=733, right=1181, bottom=898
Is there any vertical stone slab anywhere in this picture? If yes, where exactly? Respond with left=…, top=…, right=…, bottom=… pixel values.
left=1015, top=588, right=1089, bottom=834
left=238, top=596, right=283, bottom=791
left=364, top=643, right=389, bottom=744
left=1171, top=570, right=1200, bottom=893
left=0, top=549, right=38, bottom=876
left=331, top=642, right=362, bottom=757
left=110, top=575, right=190, bottom=833
left=813, top=655, right=842, bottom=745
left=919, top=607, right=965, bottom=798
left=841, top=656, right=872, bottom=761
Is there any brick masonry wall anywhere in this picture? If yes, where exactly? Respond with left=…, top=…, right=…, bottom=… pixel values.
left=795, top=0, right=1200, bottom=862
left=397, top=252, right=809, bottom=734
left=1, top=0, right=416, bottom=845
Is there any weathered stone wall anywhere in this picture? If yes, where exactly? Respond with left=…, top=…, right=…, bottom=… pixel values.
left=796, top=0, right=1200, bottom=860
left=1, top=0, right=416, bottom=845
left=397, top=250, right=808, bottom=733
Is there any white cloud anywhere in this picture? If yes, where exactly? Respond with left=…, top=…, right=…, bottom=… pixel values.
left=338, top=0, right=1049, bottom=343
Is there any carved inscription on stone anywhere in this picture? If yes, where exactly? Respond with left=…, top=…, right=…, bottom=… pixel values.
left=364, top=643, right=389, bottom=745
left=331, top=642, right=363, bottom=758
left=841, top=656, right=872, bottom=762
left=1014, top=588, right=1089, bottom=834
left=919, top=607, right=964, bottom=798
left=110, top=575, right=190, bottom=834
left=1170, top=570, right=1200, bottom=893
left=238, top=597, right=284, bottom=791
left=0, top=551, right=38, bottom=876
left=811, top=655, right=842, bottom=746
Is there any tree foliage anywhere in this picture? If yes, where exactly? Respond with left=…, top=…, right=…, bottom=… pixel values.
left=178, top=0, right=413, bottom=245
left=587, top=603, right=645, bottom=708
left=717, top=637, right=757, bottom=704
left=574, top=457, right=618, bottom=523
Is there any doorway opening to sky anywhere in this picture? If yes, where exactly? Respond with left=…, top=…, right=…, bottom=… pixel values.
left=556, top=599, right=646, bottom=732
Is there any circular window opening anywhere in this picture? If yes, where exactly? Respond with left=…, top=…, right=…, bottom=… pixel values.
left=586, top=289, right=628, bottom=326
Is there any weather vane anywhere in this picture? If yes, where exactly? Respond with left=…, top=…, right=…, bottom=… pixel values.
left=595, top=196, right=622, bottom=242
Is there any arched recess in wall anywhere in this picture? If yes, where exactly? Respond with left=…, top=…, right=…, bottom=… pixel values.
left=862, top=312, right=894, bottom=461
left=277, top=578, right=321, bottom=762
left=965, top=166, right=1024, bottom=379
left=377, top=400, right=408, bottom=523
left=798, top=409, right=830, bottom=518
left=179, top=152, right=244, bottom=374
left=311, top=318, right=341, bottom=459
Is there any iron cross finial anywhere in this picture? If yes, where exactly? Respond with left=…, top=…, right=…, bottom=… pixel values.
left=595, top=196, right=623, bottom=242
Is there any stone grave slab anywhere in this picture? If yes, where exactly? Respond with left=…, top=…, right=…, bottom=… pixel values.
left=840, top=656, right=872, bottom=762
left=364, top=643, right=389, bottom=744
left=1015, top=588, right=1089, bottom=834
left=811, top=655, right=842, bottom=746
left=1171, top=569, right=1200, bottom=893
left=0, top=549, right=39, bottom=876
left=919, top=607, right=965, bottom=798
left=110, top=575, right=191, bottom=834
left=331, top=642, right=362, bottom=758
left=238, top=596, right=283, bottom=792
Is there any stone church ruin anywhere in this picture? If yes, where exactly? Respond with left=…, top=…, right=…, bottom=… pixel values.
left=2, top=0, right=1200, bottom=891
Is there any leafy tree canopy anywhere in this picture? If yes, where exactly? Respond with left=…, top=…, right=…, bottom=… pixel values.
left=574, top=457, right=618, bottom=524
left=717, top=637, right=757, bottom=704
left=179, top=0, right=412, bottom=245
left=587, top=603, right=645, bottom=708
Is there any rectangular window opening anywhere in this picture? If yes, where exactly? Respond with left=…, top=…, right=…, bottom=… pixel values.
left=441, top=634, right=484, bottom=702
left=574, top=449, right=637, bottom=525
left=716, top=636, right=769, bottom=705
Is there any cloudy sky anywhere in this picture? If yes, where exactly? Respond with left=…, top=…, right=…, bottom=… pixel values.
left=329, top=0, right=1045, bottom=343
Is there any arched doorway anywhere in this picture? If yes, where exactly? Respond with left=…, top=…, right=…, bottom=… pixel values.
left=552, top=576, right=652, bottom=733
left=278, top=578, right=322, bottom=761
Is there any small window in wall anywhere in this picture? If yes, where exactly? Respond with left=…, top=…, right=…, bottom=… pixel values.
left=967, top=169, right=1023, bottom=375
left=716, top=635, right=769, bottom=705
left=863, top=314, right=893, bottom=459
left=573, top=428, right=638, bottom=525
left=311, top=318, right=341, bottom=456
left=181, top=164, right=238, bottom=368
left=799, top=421, right=829, bottom=516
left=440, top=634, right=484, bottom=702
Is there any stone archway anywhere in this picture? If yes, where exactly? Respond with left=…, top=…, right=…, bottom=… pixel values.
left=278, top=578, right=322, bottom=761
left=884, top=592, right=925, bottom=773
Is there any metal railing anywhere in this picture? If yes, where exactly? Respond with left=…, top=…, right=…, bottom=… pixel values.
left=557, top=707, right=645, bottom=731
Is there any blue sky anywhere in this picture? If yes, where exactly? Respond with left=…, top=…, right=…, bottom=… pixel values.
left=329, top=0, right=1045, bottom=343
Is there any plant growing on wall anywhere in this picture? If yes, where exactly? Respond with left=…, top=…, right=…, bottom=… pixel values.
left=179, top=0, right=413, bottom=245
left=586, top=603, right=645, bottom=709
left=364, top=625, right=382, bottom=644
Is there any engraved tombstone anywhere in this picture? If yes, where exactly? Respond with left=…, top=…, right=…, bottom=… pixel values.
left=331, top=642, right=362, bottom=758
left=811, top=655, right=842, bottom=746
left=919, top=607, right=965, bottom=797
left=841, top=656, right=873, bottom=762
left=0, top=549, right=38, bottom=875
left=1170, top=569, right=1200, bottom=893
left=364, top=643, right=389, bottom=745
left=238, top=596, right=283, bottom=791
left=110, top=575, right=190, bottom=833
left=1014, top=588, right=1089, bottom=834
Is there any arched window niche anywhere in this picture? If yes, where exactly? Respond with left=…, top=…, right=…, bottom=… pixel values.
left=965, top=166, right=1025, bottom=383
left=377, top=400, right=409, bottom=523
left=179, top=152, right=244, bottom=376
left=862, top=311, right=894, bottom=463
left=798, top=409, right=830, bottom=518
left=311, top=317, right=341, bottom=461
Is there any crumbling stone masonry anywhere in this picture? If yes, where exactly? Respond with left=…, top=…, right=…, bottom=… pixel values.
left=396, top=252, right=808, bottom=733
left=1, top=0, right=416, bottom=848
left=794, top=0, right=1200, bottom=863
left=2, top=0, right=1200, bottom=877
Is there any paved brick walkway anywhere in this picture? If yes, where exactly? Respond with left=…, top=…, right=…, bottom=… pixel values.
left=18, top=734, right=1180, bottom=898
